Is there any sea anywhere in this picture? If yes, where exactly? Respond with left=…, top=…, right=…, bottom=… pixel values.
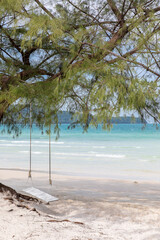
left=0, top=124, right=160, bottom=182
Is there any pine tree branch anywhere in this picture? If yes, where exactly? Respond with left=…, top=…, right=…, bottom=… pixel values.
left=66, top=0, right=110, bottom=33
left=106, top=50, right=160, bottom=78
left=34, top=0, right=55, bottom=19
left=0, top=25, right=21, bottom=53
left=107, top=0, right=123, bottom=22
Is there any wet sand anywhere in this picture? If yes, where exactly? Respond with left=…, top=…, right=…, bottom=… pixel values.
left=1, top=169, right=160, bottom=239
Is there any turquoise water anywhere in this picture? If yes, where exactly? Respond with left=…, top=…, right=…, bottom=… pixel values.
left=0, top=124, right=160, bottom=181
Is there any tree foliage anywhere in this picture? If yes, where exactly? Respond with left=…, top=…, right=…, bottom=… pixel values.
left=0, top=0, right=160, bottom=135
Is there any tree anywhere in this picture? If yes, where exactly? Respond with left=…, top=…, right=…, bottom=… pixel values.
left=0, top=0, right=160, bottom=135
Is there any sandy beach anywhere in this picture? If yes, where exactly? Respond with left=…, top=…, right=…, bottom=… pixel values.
left=1, top=0, right=160, bottom=238
left=1, top=169, right=160, bottom=240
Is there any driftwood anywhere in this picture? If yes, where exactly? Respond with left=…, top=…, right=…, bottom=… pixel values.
left=0, top=183, right=39, bottom=202
left=0, top=183, right=85, bottom=226
left=47, top=219, right=84, bottom=225
left=0, top=182, right=41, bottom=215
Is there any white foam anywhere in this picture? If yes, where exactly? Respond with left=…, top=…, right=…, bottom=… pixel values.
left=33, top=152, right=42, bottom=155
left=95, top=154, right=125, bottom=158
left=54, top=152, right=125, bottom=159
left=34, top=141, right=64, bottom=144
left=52, top=142, right=64, bottom=144
left=0, top=144, right=29, bottom=147
left=32, top=141, right=48, bottom=144
left=32, top=141, right=42, bottom=143
left=92, top=146, right=105, bottom=149
left=54, top=152, right=86, bottom=157
left=11, top=141, right=29, bottom=143
left=19, top=151, right=29, bottom=153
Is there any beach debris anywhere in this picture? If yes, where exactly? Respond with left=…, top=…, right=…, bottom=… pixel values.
left=0, top=182, right=43, bottom=215
left=15, top=203, right=41, bottom=215
left=47, top=218, right=84, bottom=225
left=8, top=209, right=14, bottom=212
left=0, top=183, right=39, bottom=202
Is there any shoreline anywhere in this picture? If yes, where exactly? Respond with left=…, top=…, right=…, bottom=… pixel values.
left=1, top=169, right=160, bottom=239
left=1, top=167, right=160, bottom=183
left=1, top=168, right=160, bottom=205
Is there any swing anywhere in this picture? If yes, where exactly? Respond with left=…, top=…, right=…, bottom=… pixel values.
left=24, top=104, right=58, bottom=203
left=28, top=103, right=52, bottom=184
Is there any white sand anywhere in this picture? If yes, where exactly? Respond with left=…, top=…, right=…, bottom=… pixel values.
left=1, top=169, right=160, bottom=240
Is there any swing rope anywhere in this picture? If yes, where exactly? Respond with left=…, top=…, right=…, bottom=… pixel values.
left=28, top=103, right=32, bottom=178
left=49, top=123, right=52, bottom=185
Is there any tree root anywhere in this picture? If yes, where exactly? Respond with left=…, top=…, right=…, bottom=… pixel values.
left=0, top=182, right=39, bottom=202
left=47, top=219, right=84, bottom=225
left=0, top=182, right=41, bottom=215
left=16, top=204, right=41, bottom=215
left=0, top=183, right=84, bottom=226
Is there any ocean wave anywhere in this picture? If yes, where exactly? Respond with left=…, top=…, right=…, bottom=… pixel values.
left=52, top=142, right=64, bottom=144
left=31, top=141, right=64, bottom=144
left=54, top=152, right=125, bottom=159
left=112, top=146, right=142, bottom=149
left=88, top=151, right=97, bottom=154
left=19, top=151, right=29, bottom=153
left=11, top=141, right=29, bottom=143
left=9, top=140, right=64, bottom=144
left=95, top=154, right=125, bottom=158
left=0, top=140, right=64, bottom=147
left=33, top=152, right=42, bottom=154
left=54, top=152, right=86, bottom=157
left=0, top=144, right=29, bottom=147
left=92, top=146, right=106, bottom=149
left=139, top=159, right=150, bottom=162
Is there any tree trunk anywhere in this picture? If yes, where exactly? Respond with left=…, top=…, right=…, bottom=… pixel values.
left=0, top=99, right=10, bottom=123
left=0, top=111, right=4, bottom=123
